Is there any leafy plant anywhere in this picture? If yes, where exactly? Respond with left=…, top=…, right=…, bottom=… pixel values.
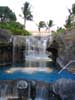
left=20, top=2, right=33, bottom=29
left=0, top=22, right=31, bottom=35
left=38, top=21, right=46, bottom=32
left=0, top=6, right=16, bottom=22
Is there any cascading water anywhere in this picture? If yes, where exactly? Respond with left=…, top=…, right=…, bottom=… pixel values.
left=25, top=36, right=51, bottom=67
left=12, top=36, right=51, bottom=67
left=0, top=34, right=75, bottom=100
left=0, top=36, right=53, bottom=99
left=12, top=35, right=26, bottom=65
left=0, top=81, right=49, bottom=100
left=0, top=83, right=17, bottom=98
left=36, top=84, right=49, bottom=99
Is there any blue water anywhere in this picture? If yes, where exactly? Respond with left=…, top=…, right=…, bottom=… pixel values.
left=0, top=70, right=75, bottom=83
left=0, top=62, right=75, bottom=83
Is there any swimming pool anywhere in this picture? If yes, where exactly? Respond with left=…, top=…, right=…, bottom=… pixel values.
left=0, top=61, right=75, bottom=83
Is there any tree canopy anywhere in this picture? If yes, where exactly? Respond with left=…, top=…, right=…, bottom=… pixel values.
left=64, top=15, right=72, bottom=28
left=72, top=3, right=75, bottom=14
left=38, top=21, right=46, bottom=32
left=21, top=2, right=33, bottom=29
left=47, top=20, right=53, bottom=32
left=65, top=3, right=75, bottom=29
left=0, top=22, right=31, bottom=36
left=47, top=20, right=53, bottom=28
left=0, top=6, right=16, bottom=22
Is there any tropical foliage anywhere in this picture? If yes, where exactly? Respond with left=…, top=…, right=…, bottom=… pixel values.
left=0, top=6, right=31, bottom=36
left=72, top=3, right=75, bottom=14
left=0, top=6, right=16, bottom=22
left=51, top=27, right=65, bottom=37
left=64, top=15, right=72, bottom=28
left=36, top=20, right=53, bottom=33
left=21, top=2, right=33, bottom=29
left=65, top=3, right=75, bottom=29
left=47, top=20, right=53, bottom=31
left=38, top=21, right=46, bottom=32
left=0, top=22, right=31, bottom=35
left=57, top=27, right=65, bottom=33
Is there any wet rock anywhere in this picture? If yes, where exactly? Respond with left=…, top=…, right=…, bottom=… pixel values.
left=30, top=81, right=36, bottom=100
left=52, top=79, right=75, bottom=100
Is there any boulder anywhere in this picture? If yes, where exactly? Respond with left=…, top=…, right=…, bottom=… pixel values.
left=52, top=79, right=75, bottom=100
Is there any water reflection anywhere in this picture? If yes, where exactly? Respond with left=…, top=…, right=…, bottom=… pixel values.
left=5, top=67, right=53, bottom=74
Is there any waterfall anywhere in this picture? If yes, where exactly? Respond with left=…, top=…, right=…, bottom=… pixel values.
left=36, top=84, right=49, bottom=99
left=0, top=81, right=49, bottom=99
left=0, top=84, right=7, bottom=97
left=25, top=36, right=47, bottom=56
left=25, top=36, right=49, bottom=67
left=12, top=36, right=26, bottom=66
left=0, top=83, right=17, bottom=98
left=12, top=35, right=51, bottom=67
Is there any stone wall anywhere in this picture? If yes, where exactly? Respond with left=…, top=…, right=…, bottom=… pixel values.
left=52, top=79, right=75, bottom=100
left=0, top=35, right=26, bottom=66
left=46, top=29, right=75, bottom=66
left=0, top=43, right=12, bottom=66
left=55, top=29, right=75, bottom=66
left=12, top=36, right=26, bottom=65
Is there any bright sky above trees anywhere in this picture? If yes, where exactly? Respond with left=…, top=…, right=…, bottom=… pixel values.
left=0, top=0, right=75, bottom=31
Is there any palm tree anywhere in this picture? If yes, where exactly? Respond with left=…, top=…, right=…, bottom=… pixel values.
left=72, top=3, right=75, bottom=26
left=47, top=20, right=53, bottom=32
left=72, top=3, right=75, bottom=14
left=21, top=2, right=33, bottom=29
left=65, top=15, right=72, bottom=29
left=38, top=21, right=46, bottom=32
left=65, top=4, right=75, bottom=29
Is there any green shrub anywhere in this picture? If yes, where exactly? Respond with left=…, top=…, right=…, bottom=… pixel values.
left=0, top=22, right=31, bottom=36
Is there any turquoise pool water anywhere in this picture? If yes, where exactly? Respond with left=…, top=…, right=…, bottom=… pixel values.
left=0, top=62, right=75, bottom=83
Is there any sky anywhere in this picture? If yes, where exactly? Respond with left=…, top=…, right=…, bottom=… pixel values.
left=0, top=0, right=75, bottom=31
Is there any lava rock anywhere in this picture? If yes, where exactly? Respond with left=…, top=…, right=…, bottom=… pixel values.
left=52, top=79, right=75, bottom=100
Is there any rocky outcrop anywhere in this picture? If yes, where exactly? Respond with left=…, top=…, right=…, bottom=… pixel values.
left=56, top=30, right=75, bottom=65
left=0, top=33, right=26, bottom=66
left=0, top=43, right=12, bottom=66
left=52, top=79, right=75, bottom=100
left=12, top=36, right=26, bottom=64
left=46, top=40, right=59, bottom=62
left=51, top=29, right=75, bottom=67
left=0, top=29, right=12, bottom=42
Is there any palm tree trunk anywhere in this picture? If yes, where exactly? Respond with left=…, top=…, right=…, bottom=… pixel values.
left=24, top=19, right=26, bottom=29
